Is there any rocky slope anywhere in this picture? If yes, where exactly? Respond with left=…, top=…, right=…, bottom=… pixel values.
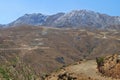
left=96, top=53, right=120, bottom=79
left=4, top=10, right=120, bottom=29
left=8, top=13, right=48, bottom=27
left=43, top=13, right=65, bottom=27
left=45, top=60, right=120, bottom=80
left=52, top=10, right=120, bottom=28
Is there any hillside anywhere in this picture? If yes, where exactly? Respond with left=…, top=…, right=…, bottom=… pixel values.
left=45, top=60, right=120, bottom=80
left=96, top=54, right=120, bottom=79
left=0, top=26, right=119, bottom=79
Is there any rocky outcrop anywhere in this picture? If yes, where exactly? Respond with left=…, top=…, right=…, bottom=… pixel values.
left=96, top=54, right=120, bottom=79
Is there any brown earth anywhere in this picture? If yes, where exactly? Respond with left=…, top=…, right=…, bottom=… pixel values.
left=96, top=54, right=120, bottom=79
left=0, top=26, right=119, bottom=79
left=45, top=60, right=120, bottom=80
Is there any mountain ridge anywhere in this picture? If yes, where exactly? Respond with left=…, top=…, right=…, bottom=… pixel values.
left=1, top=10, right=120, bottom=29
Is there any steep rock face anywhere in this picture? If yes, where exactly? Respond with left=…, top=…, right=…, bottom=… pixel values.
left=96, top=54, right=120, bottom=79
left=43, top=13, right=65, bottom=26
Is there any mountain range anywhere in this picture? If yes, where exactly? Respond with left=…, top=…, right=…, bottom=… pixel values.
left=2, top=10, right=120, bottom=29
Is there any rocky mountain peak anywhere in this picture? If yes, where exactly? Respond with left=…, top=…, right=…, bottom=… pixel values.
left=8, top=13, right=48, bottom=27
left=3, top=9, right=120, bottom=29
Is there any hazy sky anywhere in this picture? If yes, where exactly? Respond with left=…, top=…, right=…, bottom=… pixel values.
left=0, top=0, right=119, bottom=24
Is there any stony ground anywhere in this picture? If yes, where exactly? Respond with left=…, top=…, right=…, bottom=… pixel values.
left=45, top=60, right=120, bottom=80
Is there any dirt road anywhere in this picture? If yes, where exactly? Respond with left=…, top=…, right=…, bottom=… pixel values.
left=67, top=60, right=120, bottom=80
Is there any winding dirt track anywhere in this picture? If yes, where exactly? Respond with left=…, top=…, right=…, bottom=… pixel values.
left=67, top=60, right=120, bottom=80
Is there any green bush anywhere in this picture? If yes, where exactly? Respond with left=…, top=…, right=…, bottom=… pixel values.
left=96, top=57, right=104, bottom=66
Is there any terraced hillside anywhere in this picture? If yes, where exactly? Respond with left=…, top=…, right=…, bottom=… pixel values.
left=0, top=26, right=119, bottom=79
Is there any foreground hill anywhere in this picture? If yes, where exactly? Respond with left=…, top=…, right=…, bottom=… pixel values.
left=45, top=59, right=120, bottom=80
left=0, top=26, right=119, bottom=79
left=4, top=10, right=120, bottom=29
left=96, top=54, right=120, bottom=79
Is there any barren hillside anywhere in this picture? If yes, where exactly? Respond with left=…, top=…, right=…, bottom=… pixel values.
left=45, top=60, right=120, bottom=80
left=0, top=26, right=119, bottom=79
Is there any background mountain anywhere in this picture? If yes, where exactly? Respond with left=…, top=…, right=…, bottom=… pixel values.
left=52, top=10, right=120, bottom=28
left=43, top=13, right=65, bottom=27
left=0, top=25, right=2, bottom=28
left=8, top=13, right=48, bottom=27
left=0, top=24, right=5, bottom=28
left=3, top=10, right=120, bottom=29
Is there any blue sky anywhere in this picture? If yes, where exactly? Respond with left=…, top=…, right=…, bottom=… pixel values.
left=0, top=0, right=119, bottom=24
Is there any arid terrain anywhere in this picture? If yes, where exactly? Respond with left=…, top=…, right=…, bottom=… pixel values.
left=45, top=59, right=120, bottom=80
left=0, top=26, right=120, bottom=80
left=45, top=53, right=120, bottom=80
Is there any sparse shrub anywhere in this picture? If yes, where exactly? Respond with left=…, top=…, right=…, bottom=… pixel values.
left=0, top=67, right=11, bottom=80
left=96, top=57, right=104, bottom=67
left=41, top=72, right=49, bottom=80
